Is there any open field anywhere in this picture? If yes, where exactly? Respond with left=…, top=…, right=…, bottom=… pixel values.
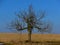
left=0, top=33, right=60, bottom=42
left=0, top=33, right=60, bottom=45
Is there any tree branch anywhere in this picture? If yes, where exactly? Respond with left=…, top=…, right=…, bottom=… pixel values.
left=35, top=25, right=49, bottom=32
left=17, top=27, right=27, bottom=31
left=35, top=26, right=42, bottom=29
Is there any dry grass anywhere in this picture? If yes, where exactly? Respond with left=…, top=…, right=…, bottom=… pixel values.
left=0, top=33, right=59, bottom=42
left=0, top=33, right=60, bottom=45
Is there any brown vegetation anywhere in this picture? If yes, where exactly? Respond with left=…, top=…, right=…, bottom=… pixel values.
left=0, top=33, right=60, bottom=42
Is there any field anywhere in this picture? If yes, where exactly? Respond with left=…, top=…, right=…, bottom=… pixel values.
left=0, top=33, right=60, bottom=45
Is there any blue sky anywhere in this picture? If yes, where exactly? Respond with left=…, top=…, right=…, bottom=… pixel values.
left=0, top=0, right=60, bottom=34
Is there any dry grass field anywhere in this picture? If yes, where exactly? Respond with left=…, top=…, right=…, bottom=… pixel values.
left=0, top=33, right=60, bottom=45
left=0, top=33, right=60, bottom=42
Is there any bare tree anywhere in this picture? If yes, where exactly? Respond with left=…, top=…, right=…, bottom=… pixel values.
left=8, top=5, right=52, bottom=45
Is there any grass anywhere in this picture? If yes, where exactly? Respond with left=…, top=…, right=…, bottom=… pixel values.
left=1, top=41, right=60, bottom=45
left=0, top=33, right=60, bottom=45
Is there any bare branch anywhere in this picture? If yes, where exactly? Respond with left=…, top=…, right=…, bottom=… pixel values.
left=37, top=11, right=45, bottom=21
left=7, top=4, right=52, bottom=34
left=17, top=27, right=27, bottom=31
left=35, top=22, right=52, bottom=33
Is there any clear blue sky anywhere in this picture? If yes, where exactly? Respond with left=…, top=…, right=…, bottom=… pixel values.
left=0, top=0, right=60, bottom=34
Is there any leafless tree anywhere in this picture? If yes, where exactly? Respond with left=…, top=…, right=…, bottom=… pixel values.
left=8, top=5, right=52, bottom=45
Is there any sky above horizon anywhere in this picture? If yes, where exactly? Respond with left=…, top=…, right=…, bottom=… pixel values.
left=0, top=0, right=60, bottom=34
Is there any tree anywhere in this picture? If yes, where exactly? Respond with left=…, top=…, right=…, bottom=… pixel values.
left=8, top=5, right=52, bottom=45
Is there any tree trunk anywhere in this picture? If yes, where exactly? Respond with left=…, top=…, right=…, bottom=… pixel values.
left=28, top=30, right=31, bottom=42
left=28, top=30, right=32, bottom=45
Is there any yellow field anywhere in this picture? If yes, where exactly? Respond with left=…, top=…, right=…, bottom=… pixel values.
left=0, top=33, right=60, bottom=43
